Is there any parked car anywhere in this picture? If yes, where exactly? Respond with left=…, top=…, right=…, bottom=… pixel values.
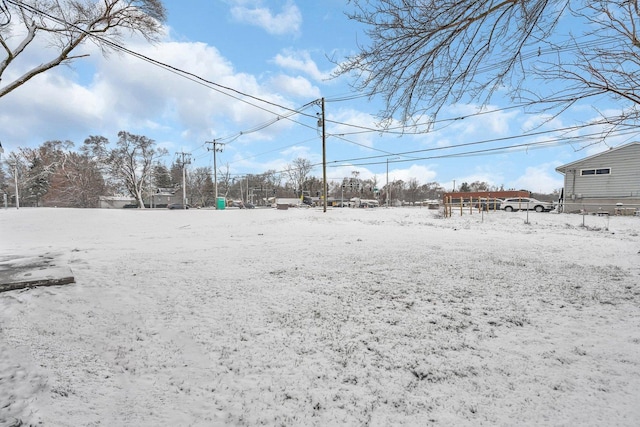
left=167, top=203, right=190, bottom=210
left=475, top=198, right=502, bottom=210
left=501, top=197, right=554, bottom=212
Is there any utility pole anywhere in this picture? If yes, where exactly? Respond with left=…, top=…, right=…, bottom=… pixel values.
left=148, top=170, right=154, bottom=209
left=319, top=98, right=327, bottom=213
left=176, top=151, right=191, bottom=209
left=386, top=158, right=390, bottom=208
left=206, top=141, right=225, bottom=208
left=246, top=174, right=250, bottom=203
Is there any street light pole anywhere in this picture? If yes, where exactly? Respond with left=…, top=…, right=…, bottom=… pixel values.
left=11, top=161, right=19, bottom=209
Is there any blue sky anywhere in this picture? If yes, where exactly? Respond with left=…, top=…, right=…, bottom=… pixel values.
left=1, top=0, right=635, bottom=193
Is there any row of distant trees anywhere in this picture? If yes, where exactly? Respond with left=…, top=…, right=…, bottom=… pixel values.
left=0, top=132, right=281, bottom=208
left=1, top=132, right=524, bottom=208
left=0, top=132, right=164, bottom=208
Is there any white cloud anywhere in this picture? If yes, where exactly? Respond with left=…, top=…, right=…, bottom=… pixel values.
left=327, top=108, right=382, bottom=149
left=1, top=68, right=106, bottom=147
left=521, top=113, right=564, bottom=134
left=450, top=106, right=515, bottom=138
left=230, top=1, right=302, bottom=36
left=414, top=103, right=517, bottom=149
left=368, top=163, right=437, bottom=188
left=268, top=74, right=321, bottom=99
left=0, top=31, right=303, bottom=154
left=327, top=163, right=436, bottom=189
left=328, top=164, right=375, bottom=183
left=510, top=164, right=564, bottom=193
left=272, top=50, right=330, bottom=81
left=100, top=40, right=293, bottom=137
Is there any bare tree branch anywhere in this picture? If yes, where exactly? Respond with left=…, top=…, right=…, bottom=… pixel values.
left=335, top=0, right=640, bottom=137
left=0, top=0, right=166, bottom=97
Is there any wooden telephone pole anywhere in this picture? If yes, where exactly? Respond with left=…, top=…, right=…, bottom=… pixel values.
left=320, top=98, right=327, bottom=213
left=206, top=141, right=225, bottom=208
left=175, top=151, right=191, bottom=209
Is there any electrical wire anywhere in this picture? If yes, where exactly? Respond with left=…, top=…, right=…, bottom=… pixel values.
left=7, top=0, right=615, bottom=143
left=327, top=126, right=638, bottom=168
left=6, top=0, right=635, bottom=181
left=3, top=0, right=321, bottom=123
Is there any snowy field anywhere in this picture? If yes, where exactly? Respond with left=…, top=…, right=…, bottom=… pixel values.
left=1, top=206, right=639, bottom=426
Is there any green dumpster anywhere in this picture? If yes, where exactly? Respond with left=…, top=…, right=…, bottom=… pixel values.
left=216, top=197, right=226, bottom=210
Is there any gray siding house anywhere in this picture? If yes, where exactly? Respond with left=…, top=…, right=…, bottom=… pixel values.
left=99, top=196, right=136, bottom=209
left=555, top=142, right=640, bottom=214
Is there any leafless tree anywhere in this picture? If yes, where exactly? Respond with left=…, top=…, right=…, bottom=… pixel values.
left=85, top=131, right=167, bottom=207
left=4, top=140, right=107, bottom=207
left=189, top=166, right=214, bottom=207
left=261, top=169, right=282, bottom=193
left=46, top=151, right=106, bottom=207
left=218, top=163, right=232, bottom=200
left=0, top=0, right=166, bottom=98
left=406, top=177, right=420, bottom=205
left=5, top=140, right=70, bottom=206
left=0, top=157, right=7, bottom=196
left=285, top=157, right=313, bottom=194
left=533, top=2, right=640, bottom=130
left=338, top=0, right=640, bottom=132
left=369, top=175, right=379, bottom=193
left=2, top=151, right=27, bottom=206
left=468, top=181, right=490, bottom=192
left=420, top=181, right=445, bottom=200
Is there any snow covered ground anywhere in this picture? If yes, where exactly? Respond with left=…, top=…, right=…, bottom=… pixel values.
left=1, top=206, right=639, bottom=426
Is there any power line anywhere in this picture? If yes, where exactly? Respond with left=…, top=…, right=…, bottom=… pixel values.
left=205, top=100, right=320, bottom=146
left=8, top=0, right=609, bottom=146
left=327, top=127, right=639, bottom=168
left=7, top=0, right=635, bottom=183
left=4, top=0, right=321, bottom=123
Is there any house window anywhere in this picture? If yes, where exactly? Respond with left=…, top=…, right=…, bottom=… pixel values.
left=581, top=168, right=611, bottom=176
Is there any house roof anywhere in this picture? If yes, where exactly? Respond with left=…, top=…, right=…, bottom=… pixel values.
left=555, top=141, right=640, bottom=174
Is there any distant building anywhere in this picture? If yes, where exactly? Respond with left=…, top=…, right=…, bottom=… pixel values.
left=152, top=187, right=182, bottom=208
left=99, top=196, right=136, bottom=209
left=442, top=190, right=529, bottom=205
left=99, top=187, right=183, bottom=209
left=555, top=142, right=640, bottom=214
